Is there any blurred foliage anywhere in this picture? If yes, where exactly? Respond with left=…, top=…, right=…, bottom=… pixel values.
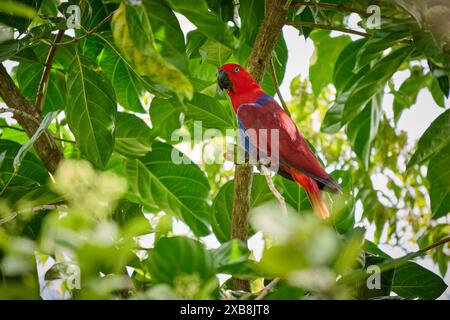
left=0, top=0, right=448, bottom=300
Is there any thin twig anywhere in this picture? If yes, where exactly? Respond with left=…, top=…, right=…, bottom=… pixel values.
left=418, top=237, right=450, bottom=254
left=255, top=278, right=280, bottom=300
left=0, top=107, right=41, bottom=125
left=55, top=11, right=114, bottom=46
left=260, top=165, right=287, bottom=215
left=35, top=29, right=65, bottom=114
left=291, top=1, right=372, bottom=17
left=269, top=57, right=291, bottom=117
left=286, top=21, right=370, bottom=37
left=0, top=203, right=64, bottom=225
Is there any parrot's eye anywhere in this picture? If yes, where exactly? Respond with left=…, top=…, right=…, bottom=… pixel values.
left=233, top=66, right=240, bottom=73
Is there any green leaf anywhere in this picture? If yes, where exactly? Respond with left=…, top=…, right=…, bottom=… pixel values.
left=346, top=91, right=383, bottom=167
left=1, top=184, right=61, bottom=212
left=310, top=31, right=351, bottom=96
left=16, top=62, right=65, bottom=114
left=143, top=0, right=188, bottom=73
left=0, top=140, right=48, bottom=188
left=328, top=171, right=355, bottom=234
left=341, top=46, right=413, bottom=125
left=149, top=97, right=181, bottom=141
left=356, top=19, right=417, bottom=70
left=0, top=0, right=42, bottom=33
left=211, top=239, right=250, bottom=274
left=211, top=174, right=273, bottom=243
left=114, top=112, right=152, bottom=158
left=393, top=69, right=430, bottom=122
left=125, top=141, right=210, bottom=236
left=0, top=0, right=37, bottom=19
left=164, top=0, right=234, bottom=48
left=260, top=35, right=288, bottom=96
left=392, top=262, right=447, bottom=299
left=148, top=236, right=216, bottom=285
left=94, top=32, right=171, bottom=99
left=124, top=2, right=155, bottom=54
left=408, top=109, right=450, bottom=168
left=13, top=111, right=58, bottom=170
left=238, top=0, right=264, bottom=45
left=427, top=144, right=450, bottom=219
left=112, top=3, right=193, bottom=100
left=66, top=53, right=116, bottom=169
left=199, top=39, right=232, bottom=67
left=428, top=77, right=446, bottom=108
left=186, top=93, right=236, bottom=129
left=98, top=46, right=145, bottom=113
left=274, top=175, right=311, bottom=214
left=333, top=39, right=367, bottom=93
left=322, top=65, right=371, bottom=134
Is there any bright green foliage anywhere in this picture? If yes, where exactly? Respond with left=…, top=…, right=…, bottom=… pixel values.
left=0, top=0, right=448, bottom=300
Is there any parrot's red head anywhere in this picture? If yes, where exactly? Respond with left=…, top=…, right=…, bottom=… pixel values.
left=218, top=64, right=265, bottom=111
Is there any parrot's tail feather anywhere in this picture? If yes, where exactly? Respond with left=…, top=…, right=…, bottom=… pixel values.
left=305, top=189, right=330, bottom=219
left=291, top=171, right=330, bottom=219
left=318, top=176, right=342, bottom=195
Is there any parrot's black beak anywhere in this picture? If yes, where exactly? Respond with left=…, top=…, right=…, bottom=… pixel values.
left=217, top=69, right=232, bottom=91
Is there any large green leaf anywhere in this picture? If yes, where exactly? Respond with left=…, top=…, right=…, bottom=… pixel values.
left=211, top=174, right=273, bottom=243
left=0, top=139, right=48, bottom=188
left=186, top=93, right=236, bottom=130
left=392, top=262, right=447, bottom=299
left=310, top=31, right=351, bottom=96
left=346, top=91, right=383, bottom=168
left=98, top=46, right=145, bottom=113
left=210, top=239, right=250, bottom=274
left=66, top=52, right=116, bottom=169
left=333, top=39, right=367, bottom=93
left=322, top=65, right=370, bottom=134
left=260, top=35, right=288, bottom=96
left=356, top=19, right=417, bottom=70
left=164, top=0, right=234, bottom=48
left=0, top=0, right=41, bottom=32
left=143, top=0, right=188, bottom=73
left=341, top=46, right=413, bottom=125
left=238, top=0, right=264, bottom=46
left=112, top=3, right=193, bottom=100
left=408, top=109, right=450, bottom=168
left=16, top=62, right=65, bottom=114
left=114, top=112, right=153, bottom=158
left=274, top=176, right=311, bottom=214
left=125, top=141, right=210, bottom=236
left=147, top=236, right=216, bottom=285
left=149, top=97, right=181, bottom=141
left=427, top=144, right=450, bottom=219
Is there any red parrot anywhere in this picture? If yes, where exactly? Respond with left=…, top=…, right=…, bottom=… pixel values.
left=218, top=63, right=341, bottom=218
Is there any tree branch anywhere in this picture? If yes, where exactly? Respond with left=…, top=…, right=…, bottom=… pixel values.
left=291, top=1, right=372, bottom=17
left=0, top=64, right=63, bottom=173
left=286, top=21, right=370, bottom=37
left=35, top=29, right=65, bottom=114
left=231, top=0, right=289, bottom=292
left=255, top=278, right=280, bottom=300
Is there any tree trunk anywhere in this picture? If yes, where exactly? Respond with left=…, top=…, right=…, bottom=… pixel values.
left=0, top=64, right=63, bottom=173
left=231, top=0, right=288, bottom=292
